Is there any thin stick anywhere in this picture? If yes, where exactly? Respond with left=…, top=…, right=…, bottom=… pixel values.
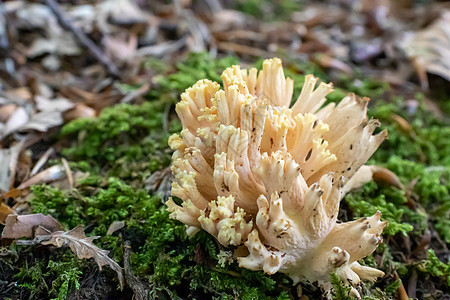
left=43, top=0, right=121, bottom=78
left=124, top=241, right=149, bottom=300
left=30, top=147, right=55, bottom=176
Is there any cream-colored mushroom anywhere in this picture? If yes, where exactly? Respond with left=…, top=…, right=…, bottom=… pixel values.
left=167, top=57, right=388, bottom=297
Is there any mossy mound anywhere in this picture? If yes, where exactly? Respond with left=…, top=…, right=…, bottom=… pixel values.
left=1, top=53, right=449, bottom=300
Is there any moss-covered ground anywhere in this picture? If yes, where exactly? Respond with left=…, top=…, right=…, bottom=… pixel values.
left=1, top=52, right=449, bottom=299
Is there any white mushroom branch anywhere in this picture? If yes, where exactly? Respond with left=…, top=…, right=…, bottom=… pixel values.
left=166, top=58, right=388, bottom=296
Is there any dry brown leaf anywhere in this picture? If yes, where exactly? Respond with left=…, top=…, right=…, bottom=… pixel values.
left=1, top=108, right=68, bottom=140
left=372, top=166, right=404, bottom=189
left=36, top=225, right=124, bottom=289
left=0, top=202, right=15, bottom=224
left=0, top=104, right=18, bottom=123
left=1, top=213, right=63, bottom=239
left=63, top=103, right=96, bottom=121
left=342, top=165, right=404, bottom=197
left=103, top=33, right=138, bottom=62
left=107, top=220, right=125, bottom=235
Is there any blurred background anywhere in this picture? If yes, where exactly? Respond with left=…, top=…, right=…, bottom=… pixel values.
left=0, top=0, right=449, bottom=131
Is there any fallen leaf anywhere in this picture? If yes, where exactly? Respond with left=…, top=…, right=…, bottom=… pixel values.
left=63, top=103, right=96, bottom=121
left=27, top=19, right=81, bottom=58
left=0, top=202, right=15, bottom=224
left=15, top=3, right=54, bottom=29
left=0, top=142, right=24, bottom=192
left=36, top=225, right=124, bottom=289
left=372, top=166, right=404, bottom=189
left=1, top=107, right=29, bottom=139
left=103, top=33, right=138, bottom=62
left=1, top=213, right=63, bottom=239
left=17, top=111, right=64, bottom=132
left=35, top=96, right=74, bottom=113
left=341, top=165, right=404, bottom=197
left=96, top=0, right=150, bottom=34
left=107, top=220, right=125, bottom=235
left=0, top=104, right=18, bottom=123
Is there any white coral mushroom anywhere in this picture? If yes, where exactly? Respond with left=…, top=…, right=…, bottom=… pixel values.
left=167, top=58, right=388, bottom=294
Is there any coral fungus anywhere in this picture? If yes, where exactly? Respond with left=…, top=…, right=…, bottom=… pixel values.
left=167, top=58, right=388, bottom=295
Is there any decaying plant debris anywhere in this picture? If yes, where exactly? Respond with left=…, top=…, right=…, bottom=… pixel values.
left=0, top=0, right=449, bottom=299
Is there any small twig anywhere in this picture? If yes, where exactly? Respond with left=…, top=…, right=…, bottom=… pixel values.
left=43, top=0, right=121, bottom=78
left=120, top=83, right=150, bottom=104
left=394, top=271, right=409, bottom=300
left=61, top=158, right=73, bottom=190
left=123, top=241, right=149, bottom=300
left=407, top=270, right=417, bottom=299
left=217, top=42, right=269, bottom=57
left=30, top=147, right=54, bottom=176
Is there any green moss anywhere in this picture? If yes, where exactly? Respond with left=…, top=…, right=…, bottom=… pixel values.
left=383, top=279, right=402, bottom=296
left=418, top=250, right=450, bottom=286
left=46, top=260, right=82, bottom=300
left=330, top=273, right=353, bottom=300
left=344, top=181, right=419, bottom=236
left=14, top=252, right=82, bottom=300
left=370, top=96, right=450, bottom=166
left=60, top=101, right=176, bottom=185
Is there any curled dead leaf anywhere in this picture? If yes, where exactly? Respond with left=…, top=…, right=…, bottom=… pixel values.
left=63, top=103, right=96, bottom=121
left=0, top=202, right=15, bottom=224
left=107, top=220, right=125, bottom=235
left=1, top=213, right=63, bottom=239
left=0, top=104, right=18, bottom=123
left=36, top=225, right=124, bottom=289
left=342, top=165, right=404, bottom=197
left=372, top=166, right=404, bottom=189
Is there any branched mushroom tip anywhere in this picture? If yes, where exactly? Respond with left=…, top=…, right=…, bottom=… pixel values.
left=167, top=57, right=388, bottom=294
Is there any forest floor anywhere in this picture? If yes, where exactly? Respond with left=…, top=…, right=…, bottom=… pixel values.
left=0, top=0, right=449, bottom=299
